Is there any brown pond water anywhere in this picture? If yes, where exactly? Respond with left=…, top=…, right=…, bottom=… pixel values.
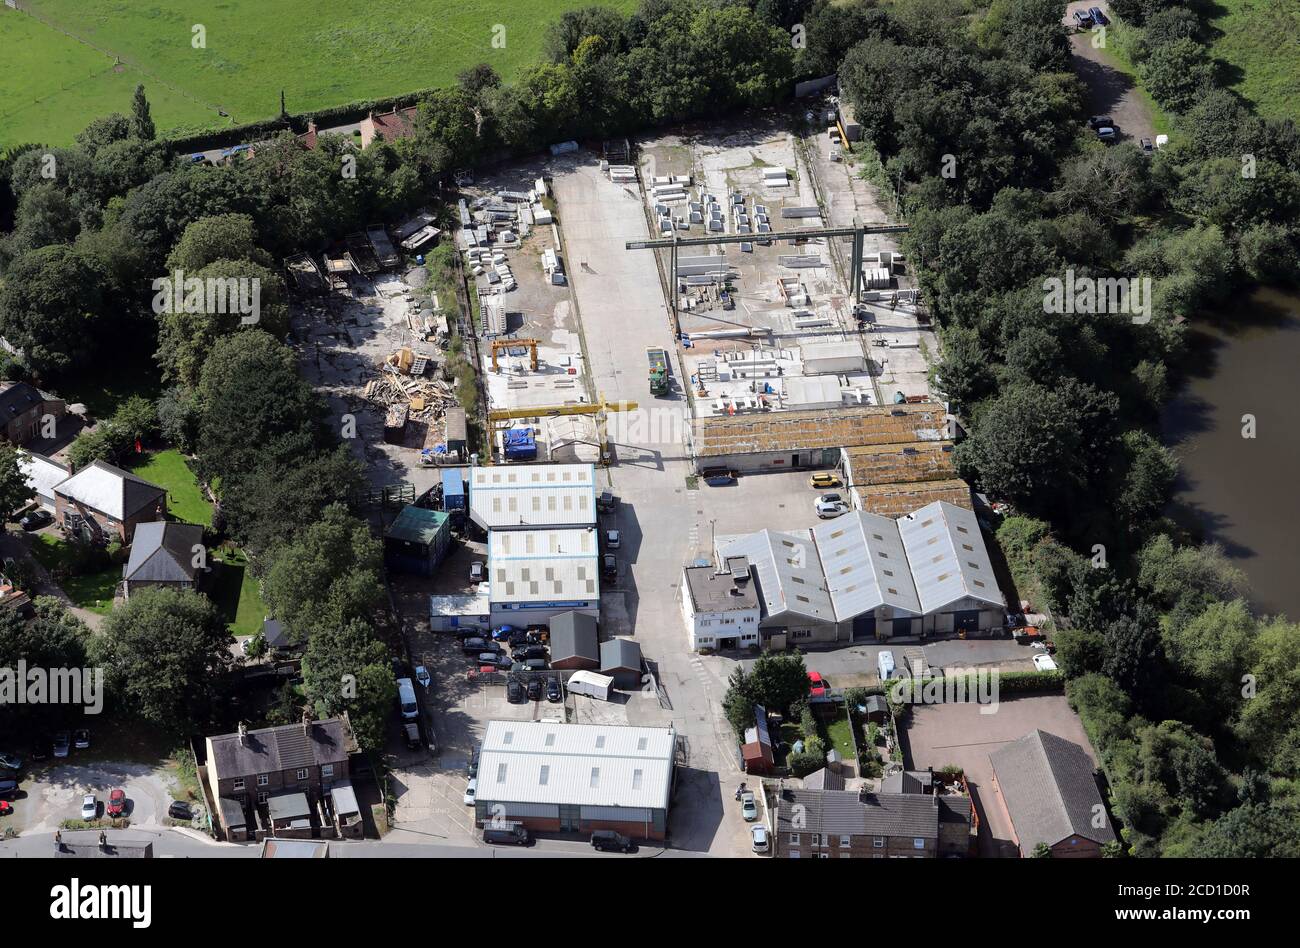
left=1163, top=286, right=1300, bottom=619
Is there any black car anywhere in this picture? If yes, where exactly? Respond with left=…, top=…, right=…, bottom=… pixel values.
left=546, top=678, right=562, bottom=702
left=479, top=653, right=512, bottom=670
left=403, top=722, right=421, bottom=750
left=167, top=800, right=193, bottom=821
left=0, top=779, right=18, bottom=799
left=466, top=746, right=479, bottom=777
left=1087, top=115, right=1114, bottom=130
left=526, top=678, right=543, bottom=701
left=507, top=678, right=526, bottom=703
left=460, top=637, right=491, bottom=654
left=513, top=644, right=547, bottom=661
left=19, top=509, right=52, bottom=531
left=602, top=554, right=618, bottom=580
left=591, top=830, right=635, bottom=853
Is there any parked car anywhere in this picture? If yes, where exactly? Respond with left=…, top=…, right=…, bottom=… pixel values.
left=0, top=779, right=18, bottom=799
left=52, top=732, right=70, bottom=758
left=1033, top=654, right=1059, bottom=672
left=80, top=794, right=97, bottom=820
left=527, top=678, right=543, bottom=701
left=1097, top=127, right=1118, bottom=144
left=29, top=736, right=50, bottom=762
left=483, top=821, right=531, bottom=846
left=815, top=500, right=849, bottom=519
left=0, top=800, right=12, bottom=816
left=809, top=472, right=842, bottom=489
left=1087, top=115, right=1114, bottom=129
left=466, top=747, right=479, bottom=778
left=73, top=729, right=90, bottom=750
left=1090, top=6, right=1108, bottom=25
left=106, top=788, right=126, bottom=817
left=19, top=509, right=52, bottom=531
left=602, top=553, right=618, bottom=579
left=403, top=722, right=421, bottom=750
left=479, top=653, right=512, bottom=670
left=1073, top=9, right=1094, bottom=28
left=167, top=800, right=193, bottom=821
left=0, top=751, right=21, bottom=771
left=605, top=529, right=621, bottom=550
left=469, top=561, right=486, bottom=584
left=740, top=790, right=758, bottom=821
left=463, top=778, right=477, bottom=806
left=701, top=466, right=736, bottom=486
left=415, top=666, right=431, bottom=689
left=1140, top=138, right=1154, bottom=154
left=460, top=637, right=491, bottom=654
left=591, top=829, right=635, bottom=853
left=524, top=657, right=549, bottom=672
left=507, top=678, right=526, bottom=703
left=751, top=824, right=769, bottom=853
left=596, top=490, right=618, bottom=513
left=513, top=644, right=548, bottom=661
left=807, top=671, right=827, bottom=698
left=546, top=678, right=562, bottom=702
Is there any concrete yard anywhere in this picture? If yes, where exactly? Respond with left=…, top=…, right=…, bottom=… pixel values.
left=900, top=694, right=1101, bottom=858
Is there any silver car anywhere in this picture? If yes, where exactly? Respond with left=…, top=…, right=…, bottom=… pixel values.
left=80, top=794, right=97, bottom=820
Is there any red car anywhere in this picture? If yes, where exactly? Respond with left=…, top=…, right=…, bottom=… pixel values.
left=0, top=800, right=12, bottom=816
left=106, top=788, right=126, bottom=817
left=807, top=671, right=827, bottom=698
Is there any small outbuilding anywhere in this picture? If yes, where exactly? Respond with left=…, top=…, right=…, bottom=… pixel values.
left=549, top=611, right=600, bottom=670
left=600, top=638, right=642, bottom=690
left=384, top=505, right=452, bottom=576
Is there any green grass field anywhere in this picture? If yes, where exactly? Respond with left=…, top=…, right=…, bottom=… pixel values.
left=128, top=449, right=212, bottom=527
left=2, top=0, right=634, bottom=146
left=1207, top=0, right=1300, bottom=122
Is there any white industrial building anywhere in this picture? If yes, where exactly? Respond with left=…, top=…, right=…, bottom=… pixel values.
left=681, top=556, right=762, bottom=651
left=472, top=720, right=676, bottom=840
left=710, top=501, right=1004, bottom=649
left=487, top=527, right=600, bottom=624
left=469, top=462, right=596, bottom=531
left=782, top=375, right=845, bottom=410
left=799, top=340, right=867, bottom=375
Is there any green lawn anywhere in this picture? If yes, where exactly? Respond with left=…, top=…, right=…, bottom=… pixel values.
left=826, top=715, right=857, bottom=762
left=208, top=547, right=267, bottom=637
left=128, top=450, right=212, bottom=526
left=28, top=533, right=119, bottom=614
left=1206, top=0, right=1300, bottom=122
left=6, top=0, right=636, bottom=145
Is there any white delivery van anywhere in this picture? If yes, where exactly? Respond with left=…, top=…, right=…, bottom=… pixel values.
left=877, top=651, right=896, bottom=682
left=396, top=678, right=419, bottom=720
left=566, top=671, right=614, bottom=701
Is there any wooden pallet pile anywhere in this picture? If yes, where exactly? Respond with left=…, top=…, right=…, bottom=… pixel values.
left=363, top=362, right=458, bottom=424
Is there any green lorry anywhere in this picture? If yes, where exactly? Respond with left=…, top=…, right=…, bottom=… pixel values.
left=646, top=346, right=670, bottom=396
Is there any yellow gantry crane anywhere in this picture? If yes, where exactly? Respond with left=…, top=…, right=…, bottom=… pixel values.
left=486, top=396, right=638, bottom=465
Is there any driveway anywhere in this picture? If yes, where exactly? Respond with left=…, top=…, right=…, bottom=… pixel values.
left=1064, top=2, right=1156, bottom=145
left=900, top=694, right=1099, bottom=857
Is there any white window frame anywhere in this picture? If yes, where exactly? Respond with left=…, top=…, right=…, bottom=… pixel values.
left=256, top=774, right=268, bottom=787
left=296, top=768, right=309, bottom=780
left=232, top=778, right=245, bottom=791
left=788, top=833, right=800, bottom=846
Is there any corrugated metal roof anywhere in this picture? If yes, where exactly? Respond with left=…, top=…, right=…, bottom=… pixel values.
left=897, top=501, right=1004, bottom=612
left=488, top=528, right=599, bottom=603
left=719, top=529, right=835, bottom=624
left=694, top=403, right=945, bottom=458
left=386, top=505, right=450, bottom=545
left=469, top=463, right=596, bottom=529
left=813, top=511, right=921, bottom=619
left=853, top=478, right=973, bottom=518
left=477, top=721, right=675, bottom=810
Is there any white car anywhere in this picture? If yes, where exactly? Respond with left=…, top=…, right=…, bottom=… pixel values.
left=463, top=778, right=477, bottom=806
left=751, top=824, right=769, bottom=853
left=1032, top=654, right=1058, bottom=672
left=415, top=666, right=431, bottom=689
left=80, top=794, right=97, bottom=820
left=740, top=790, right=757, bottom=821
left=816, top=500, right=849, bottom=519
left=605, top=529, right=621, bottom=549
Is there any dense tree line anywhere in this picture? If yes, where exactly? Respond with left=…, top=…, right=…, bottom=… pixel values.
left=828, top=0, right=1300, bottom=855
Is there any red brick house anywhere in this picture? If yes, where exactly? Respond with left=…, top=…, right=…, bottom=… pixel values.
left=771, top=781, right=972, bottom=858
left=0, top=381, right=65, bottom=445
left=53, top=460, right=166, bottom=544
left=988, top=729, right=1115, bottom=858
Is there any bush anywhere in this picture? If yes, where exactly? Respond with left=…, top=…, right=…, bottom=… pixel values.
left=788, top=751, right=822, bottom=778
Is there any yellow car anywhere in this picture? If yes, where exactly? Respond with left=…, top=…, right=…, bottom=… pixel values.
left=809, top=472, right=842, bottom=489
